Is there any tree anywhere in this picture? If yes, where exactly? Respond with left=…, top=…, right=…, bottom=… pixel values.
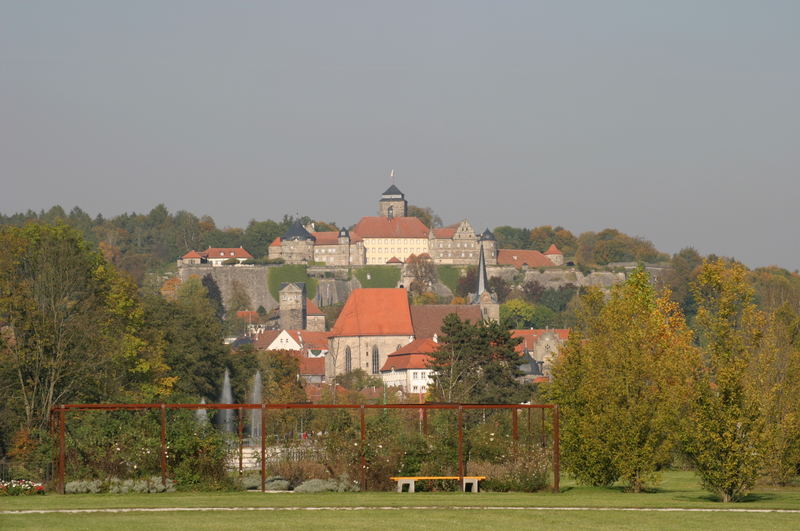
left=0, top=224, right=172, bottom=433
left=455, top=267, right=478, bottom=298
left=545, top=268, right=699, bottom=492
left=682, top=259, right=766, bottom=502
left=500, top=299, right=557, bottom=329
left=493, top=226, right=530, bottom=250
left=749, top=304, right=800, bottom=485
left=406, top=254, right=437, bottom=296
left=407, top=205, right=442, bottom=228
left=529, top=226, right=577, bottom=256
left=142, top=277, right=229, bottom=400
left=488, top=277, right=511, bottom=303
left=521, top=280, right=545, bottom=304
left=428, top=315, right=526, bottom=404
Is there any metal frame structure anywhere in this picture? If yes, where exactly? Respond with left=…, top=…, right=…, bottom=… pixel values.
left=50, top=402, right=559, bottom=494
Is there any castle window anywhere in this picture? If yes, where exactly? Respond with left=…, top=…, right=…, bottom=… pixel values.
left=345, top=347, right=352, bottom=373
left=372, top=346, right=379, bottom=374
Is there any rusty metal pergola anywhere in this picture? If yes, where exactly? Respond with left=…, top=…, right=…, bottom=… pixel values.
left=50, top=402, right=560, bottom=494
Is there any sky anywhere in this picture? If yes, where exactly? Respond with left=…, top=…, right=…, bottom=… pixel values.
left=1, top=1, right=798, bottom=270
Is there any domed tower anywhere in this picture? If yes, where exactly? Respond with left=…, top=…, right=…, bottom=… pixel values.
left=479, top=228, right=497, bottom=265
left=379, top=185, right=407, bottom=219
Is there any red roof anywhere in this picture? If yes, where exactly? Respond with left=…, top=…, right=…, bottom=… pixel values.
left=381, top=353, right=433, bottom=371
left=511, top=329, right=570, bottom=354
left=352, top=216, right=430, bottom=239
left=253, top=330, right=282, bottom=350
left=236, top=311, right=260, bottom=321
left=386, top=257, right=403, bottom=264
left=296, top=330, right=331, bottom=350
left=181, top=250, right=204, bottom=259
left=431, top=225, right=458, bottom=239
left=298, top=357, right=325, bottom=376
left=497, top=249, right=554, bottom=268
left=270, top=237, right=281, bottom=247
left=331, top=288, right=414, bottom=337
left=410, top=305, right=483, bottom=339
left=306, top=298, right=323, bottom=315
left=312, top=231, right=339, bottom=245
left=390, top=337, right=439, bottom=355
left=202, top=247, right=253, bottom=259
left=544, top=244, right=563, bottom=255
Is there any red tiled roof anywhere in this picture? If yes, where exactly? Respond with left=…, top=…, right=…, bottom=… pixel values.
left=202, top=247, right=253, bottom=259
left=181, top=250, right=203, bottom=259
left=544, top=244, right=563, bottom=255
left=381, top=353, right=433, bottom=371
left=312, top=231, right=339, bottom=245
left=386, top=257, right=402, bottom=264
left=390, top=337, right=439, bottom=355
left=253, top=330, right=282, bottom=349
left=296, top=330, right=331, bottom=349
left=236, top=311, right=260, bottom=321
left=306, top=298, right=323, bottom=315
left=511, top=329, right=570, bottom=354
left=331, top=288, right=414, bottom=337
left=352, top=216, right=430, bottom=239
left=431, top=225, right=458, bottom=239
left=410, top=305, right=483, bottom=339
left=270, top=237, right=281, bottom=247
left=298, top=357, right=325, bottom=376
left=497, top=249, right=554, bottom=268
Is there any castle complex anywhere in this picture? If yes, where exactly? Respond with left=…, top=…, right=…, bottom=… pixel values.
left=267, top=185, right=562, bottom=267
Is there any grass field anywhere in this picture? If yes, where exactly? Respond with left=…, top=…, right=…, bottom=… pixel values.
left=352, top=266, right=401, bottom=289
left=2, top=472, right=799, bottom=529
left=266, top=265, right=317, bottom=299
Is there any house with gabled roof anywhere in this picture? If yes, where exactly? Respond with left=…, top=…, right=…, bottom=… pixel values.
left=380, top=337, right=439, bottom=394
left=179, top=246, right=253, bottom=266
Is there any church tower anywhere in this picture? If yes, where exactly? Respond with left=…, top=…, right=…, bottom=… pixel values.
left=379, top=185, right=407, bottom=219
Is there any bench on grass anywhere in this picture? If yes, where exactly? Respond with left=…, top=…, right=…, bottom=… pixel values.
left=389, top=476, right=486, bottom=493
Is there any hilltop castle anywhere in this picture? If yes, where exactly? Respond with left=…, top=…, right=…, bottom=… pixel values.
left=267, top=185, right=563, bottom=268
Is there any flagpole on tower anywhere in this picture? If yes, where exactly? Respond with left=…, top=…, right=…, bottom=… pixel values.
left=390, top=169, right=395, bottom=185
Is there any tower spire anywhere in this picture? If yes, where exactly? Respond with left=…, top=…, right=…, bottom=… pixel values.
left=477, top=244, right=489, bottom=295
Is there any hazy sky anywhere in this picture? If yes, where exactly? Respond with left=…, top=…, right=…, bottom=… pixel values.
left=2, top=1, right=798, bottom=269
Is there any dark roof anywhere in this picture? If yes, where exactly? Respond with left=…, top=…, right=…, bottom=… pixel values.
left=282, top=221, right=316, bottom=241
left=338, top=227, right=349, bottom=237
left=480, top=228, right=495, bottom=241
left=382, top=184, right=404, bottom=196
left=410, top=305, right=483, bottom=339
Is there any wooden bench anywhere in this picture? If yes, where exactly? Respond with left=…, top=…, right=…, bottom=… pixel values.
left=389, top=476, right=487, bottom=493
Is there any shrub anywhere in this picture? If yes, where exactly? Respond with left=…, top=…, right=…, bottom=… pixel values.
left=0, top=479, right=45, bottom=496
left=294, top=477, right=359, bottom=493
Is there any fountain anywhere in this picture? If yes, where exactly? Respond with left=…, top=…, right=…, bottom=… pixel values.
left=196, top=397, right=208, bottom=424
left=250, top=370, right=262, bottom=439
left=217, top=368, right=234, bottom=433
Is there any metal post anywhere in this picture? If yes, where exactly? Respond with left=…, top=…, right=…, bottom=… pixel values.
left=422, top=409, right=428, bottom=436
left=527, top=407, right=532, bottom=440
left=541, top=407, right=546, bottom=448
left=552, top=405, right=560, bottom=493
left=359, top=405, right=366, bottom=491
left=238, top=407, right=244, bottom=476
left=260, top=405, right=266, bottom=492
left=160, top=404, right=168, bottom=486
left=457, top=406, right=464, bottom=491
left=58, top=405, right=65, bottom=494
left=512, top=408, right=519, bottom=441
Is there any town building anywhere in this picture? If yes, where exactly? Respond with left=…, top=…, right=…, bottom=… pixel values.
left=511, top=328, right=570, bottom=380
left=179, top=247, right=253, bottom=266
left=380, top=338, right=439, bottom=395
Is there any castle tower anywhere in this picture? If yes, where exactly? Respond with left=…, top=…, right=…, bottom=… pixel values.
left=279, top=282, right=307, bottom=330
left=544, top=244, right=564, bottom=266
left=338, top=227, right=351, bottom=265
left=379, top=185, right=407, bottom=219
left=479, top=228, right=497, bottom=266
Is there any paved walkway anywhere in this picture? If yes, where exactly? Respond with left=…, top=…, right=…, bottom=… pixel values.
left=4, top=506, right=800, bottom=515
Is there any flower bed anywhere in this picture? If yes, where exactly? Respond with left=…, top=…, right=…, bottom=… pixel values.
left=0, top=479, right=46, bottom=496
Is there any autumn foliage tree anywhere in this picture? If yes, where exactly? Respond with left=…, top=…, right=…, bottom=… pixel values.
left=546, top=268, right=698, bottom=492
left=682, top=259, right=767, bottom=502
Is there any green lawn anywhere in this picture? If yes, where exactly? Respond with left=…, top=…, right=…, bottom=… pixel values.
left=353, top=266, right=401, bottom=289
left=436, top=265, right=466, bottom=293
left=266, top=265, right=317, bottom=299
left=2, top=472, right=799, bottom=529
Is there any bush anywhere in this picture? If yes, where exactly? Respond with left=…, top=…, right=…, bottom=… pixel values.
left=294, top=477, right=359, bottom=493
left=0, top=479, right=45, bottom=496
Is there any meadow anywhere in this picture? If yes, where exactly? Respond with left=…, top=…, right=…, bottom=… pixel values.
left=2, top=471, right=798, bottom=530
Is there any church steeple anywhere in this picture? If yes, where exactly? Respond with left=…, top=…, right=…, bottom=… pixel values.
left=477, top=244, right=489, bottom=296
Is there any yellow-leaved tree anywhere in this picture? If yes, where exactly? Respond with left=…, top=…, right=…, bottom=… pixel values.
left=546, top=267, right=699, bottom=492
